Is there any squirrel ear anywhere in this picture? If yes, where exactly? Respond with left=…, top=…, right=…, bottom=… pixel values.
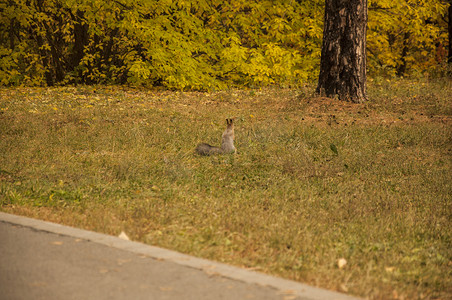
left=226, top=118, right=234, bottom=126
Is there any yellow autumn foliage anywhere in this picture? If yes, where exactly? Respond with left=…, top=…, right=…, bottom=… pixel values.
left=0, top=0, right=449, bottom=88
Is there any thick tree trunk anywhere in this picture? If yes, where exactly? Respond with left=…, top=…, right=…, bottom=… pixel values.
left=316, top=0, right=368, bottom=103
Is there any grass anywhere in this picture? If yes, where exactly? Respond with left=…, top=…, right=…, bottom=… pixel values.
left=1, top=78, right=451, bottom=299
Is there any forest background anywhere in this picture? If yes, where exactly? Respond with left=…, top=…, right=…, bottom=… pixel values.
left=0, top=0, right=450, bottom=89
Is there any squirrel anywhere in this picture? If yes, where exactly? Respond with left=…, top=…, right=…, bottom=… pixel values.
left=196, top=118, right=236, bottom=155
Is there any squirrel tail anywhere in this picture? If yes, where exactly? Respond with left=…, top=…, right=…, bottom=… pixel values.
left=195, top=143, right=222, bottom=156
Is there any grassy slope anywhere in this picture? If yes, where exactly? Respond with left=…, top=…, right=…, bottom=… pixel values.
left=1, top=79, right=451, bottom=299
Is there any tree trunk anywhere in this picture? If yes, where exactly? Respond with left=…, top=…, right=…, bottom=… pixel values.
left=448, top=4, right=451, bottom=64
left=396, top=32, right=410, bottom=77
left=70, top=10, right=89, bottom=71
left=316, top=0, right=368, bottom=103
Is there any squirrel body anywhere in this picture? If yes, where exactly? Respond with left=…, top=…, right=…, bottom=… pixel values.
left=196, top=119, right=235, bottom=155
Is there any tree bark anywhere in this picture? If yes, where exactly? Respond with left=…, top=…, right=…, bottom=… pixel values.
left=448, top=4, right=451, bottom=64
left=396, top=32, right=410, bottom=77
left=316, top=0, right=368, bottom=103
left=70, top=10, right=89, bottom=71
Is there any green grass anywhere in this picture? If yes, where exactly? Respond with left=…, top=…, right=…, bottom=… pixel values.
left=1, top=79, right=451, bottom=299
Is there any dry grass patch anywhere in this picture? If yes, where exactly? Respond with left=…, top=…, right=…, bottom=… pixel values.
left=1, top=79, right=451, bottom=299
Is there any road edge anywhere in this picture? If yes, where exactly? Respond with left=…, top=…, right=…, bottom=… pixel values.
left=0, top=212, right=360, bottom=300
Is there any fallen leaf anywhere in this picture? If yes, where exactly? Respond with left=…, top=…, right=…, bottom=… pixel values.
left=337, top=258, right=347, bottom=269
left=118, top=231, right=130, bottom=240
left=340, top=283, right=349, bottom=292
left=385, top=266, right=395, bottom=273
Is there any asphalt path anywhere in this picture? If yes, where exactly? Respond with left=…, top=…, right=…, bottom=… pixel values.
left=0, top=212, right=360, bottom=300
